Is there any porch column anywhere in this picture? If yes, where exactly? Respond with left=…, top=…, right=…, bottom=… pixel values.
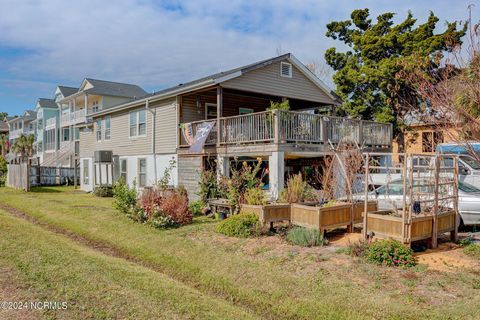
left=216, top=87, right=223, bottom=147
left=269, top=151, right=284, bottom=200
left=216, top=155, right=230, bottom=179
left=84, top=94, right=88, bottom=116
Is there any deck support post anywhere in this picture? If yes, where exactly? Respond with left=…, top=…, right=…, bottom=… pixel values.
left=269, top=151, right=284, bottom=200
left=216, top=87, right=223, bottom=147
left=217, top=155, right=230, bottom=179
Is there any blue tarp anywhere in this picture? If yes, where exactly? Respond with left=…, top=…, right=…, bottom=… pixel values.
left=436, top=143, right=480, bottom=154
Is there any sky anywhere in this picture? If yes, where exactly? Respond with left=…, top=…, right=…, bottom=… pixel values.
left=0, top=0, right=478, bottom=116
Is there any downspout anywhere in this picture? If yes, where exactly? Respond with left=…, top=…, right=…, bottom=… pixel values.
left=146, top=99, right=157, bottom=183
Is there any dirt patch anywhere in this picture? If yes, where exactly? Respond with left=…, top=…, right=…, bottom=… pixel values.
left=415, top=242, right=480, bottom=272
left=0, top=265, right=41, bottom=320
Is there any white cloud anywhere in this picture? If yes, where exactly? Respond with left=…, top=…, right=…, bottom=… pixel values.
left=0, top=0, right=476, bottom=101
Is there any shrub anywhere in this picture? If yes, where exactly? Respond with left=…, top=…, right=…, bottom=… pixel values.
left=0, top=157, right=7, bottom=187
left=464, top=243, right=480, bottom=258
left=93, top=186, right=113, bottom=197
left=138, top=187, right=163, bottom=220
left=216, top=213, right=259, bottom=238
left=159, top=189, right=192, bottom=225
left=243, top=187, right=267, bottom=205
left=458, top=237, right=474, bottom=247
left=365, top=240, right=417, bottom=267
left=197, top=169, right=221, bottom=203
left=280, top=173, right=316, bottom=203
left=344, top=240, right=369, bottom=257
left=188, top=200, right=205, bottom=216
left=285, top=227, right=327, bottom=247
left=113, top=179, right=137, bottom=214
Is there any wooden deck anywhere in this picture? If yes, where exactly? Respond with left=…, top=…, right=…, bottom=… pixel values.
left=180, top=110, right=392, bottom=153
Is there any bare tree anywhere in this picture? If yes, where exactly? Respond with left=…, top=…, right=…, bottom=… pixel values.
left=398, top=7, right=480, bottom=161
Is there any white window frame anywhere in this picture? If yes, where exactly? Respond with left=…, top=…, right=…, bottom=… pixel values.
left=129, top=110, right=147, bottom=138
left=138, top=158, right=147, bottom=187
left=92, top=100, right=100, bottom=113
left=104, top=116, right=111, bottom=140
left=120, top=158, right=127, bottom=182
left=96, top=120, right=102, bottom=142
left=280, top=62, right=292, bottom=78
left=83, top=159, right=89, bottom=185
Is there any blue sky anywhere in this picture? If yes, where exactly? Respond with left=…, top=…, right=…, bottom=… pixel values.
left=0, top=0, right=478, bottom=115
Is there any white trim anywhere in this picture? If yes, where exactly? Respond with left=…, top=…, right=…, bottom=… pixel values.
left=280, top=62, right=292, bottom=78
left=129, top=109, right=147, bottom=138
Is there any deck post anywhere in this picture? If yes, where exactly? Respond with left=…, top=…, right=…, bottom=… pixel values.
left=269, top=151, right=284, bottom=200
left=363, top=153, right=369, bottom=240
left=452, top=156, right=459, bottom=242
left=273, top=109, right=280, bottom=144
left=358, top=120, right=364, bottom=145
left=216, top=87, right=223, bottom=147
left=216, top=155, right=230, bottom=179
left=432, top=156, right=440, bottom=249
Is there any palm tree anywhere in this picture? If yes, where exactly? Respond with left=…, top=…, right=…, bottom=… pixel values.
left=12, top=134, right=35, bottom=162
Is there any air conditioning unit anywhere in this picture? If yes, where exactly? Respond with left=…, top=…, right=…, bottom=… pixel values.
left=94, top=150, right=113, bottom=163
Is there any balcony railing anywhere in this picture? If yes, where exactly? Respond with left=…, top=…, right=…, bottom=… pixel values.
left=183, top=110, right=392, bottom=148
left=60, top=109, right=86, bottom=127
left=9, top=129, right=24, bottom=139
left=45, top=117, right=57, bottom=129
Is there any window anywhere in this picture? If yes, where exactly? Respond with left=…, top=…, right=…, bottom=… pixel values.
left=138, top=158, right=147, bottom=187
left=83, top=159, right=89, bottom=185
left=96, top=120, right=102, bottom=141
left=422, top=131, right=443, bottom=152
left=37, top=119, right=43, bottom=129
left=104, top=116, right=111, bottom=140
left=120, top=159, right=127, bottom=182
left=92, top=101, right=99, bottom=113
left=63, top=128, right=70, bottom=142
left=239, top=107, right=254, bottom=115
left=129, top=110, right=146, bottom=137
left=205, top=103, right=217, bottom=120
left=280, top=62, right=292, bottom=78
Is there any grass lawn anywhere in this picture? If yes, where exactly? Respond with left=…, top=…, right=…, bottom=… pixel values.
left=0, top=186, right=479, bottom=319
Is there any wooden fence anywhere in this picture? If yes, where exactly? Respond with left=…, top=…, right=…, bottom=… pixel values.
left=7, top=164, right=79, bottom=191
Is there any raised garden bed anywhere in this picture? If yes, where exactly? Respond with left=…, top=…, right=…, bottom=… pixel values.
left=366, top=209, right=457, bottom=243
left=240, top=203, right=291, bottom=227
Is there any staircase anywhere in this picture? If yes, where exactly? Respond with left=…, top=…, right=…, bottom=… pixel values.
left=41, top=141, right=76, bottom=167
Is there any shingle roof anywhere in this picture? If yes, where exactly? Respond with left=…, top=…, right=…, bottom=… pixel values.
left=22, top=110, right=36, bottom=121
left=37, top=98, right=57, bottom=109
left=84, top=78, right=147, bottom=98
left=58, top=86, right=78, bottom=98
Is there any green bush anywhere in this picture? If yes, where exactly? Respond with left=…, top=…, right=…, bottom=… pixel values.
left=216, top=213, right=259, bottom=238
left=464, top=243, right=480, bottom=259
left=93, top=186, right=113, bottom=197
left=285, top=227, right=327, bottom=247
left=243, top=187, right=267, bottom=205
left=113, top=179, right=137, bottom=215
left=365, top=240, right=416, bottom=267
left=150, top=214, right=178, bottom=229
left=0, top=157, right=7, bottom=187
left=188, top=200, right=205, bottom=216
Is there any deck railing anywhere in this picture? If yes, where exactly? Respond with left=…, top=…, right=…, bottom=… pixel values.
left=60, top=109, right=86, bottom=127
left=183, top=110, right=392, bottom=148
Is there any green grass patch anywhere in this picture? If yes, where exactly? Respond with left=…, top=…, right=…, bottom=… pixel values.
left=0, top=186, right=479, bottom=319
left=464, top=243, right=480, bottom=259
left=285, top=227, right=327, bottom=247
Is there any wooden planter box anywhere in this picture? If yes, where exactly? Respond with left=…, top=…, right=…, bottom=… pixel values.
left=240, top=204, right=291, bottom=226
left=353, top=201, right=378, bottom=222
left=291, top=203, right=352, bottom=233
left=366, top=210, right=457, bottom=243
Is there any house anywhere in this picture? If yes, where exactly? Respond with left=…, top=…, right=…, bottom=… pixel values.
left=8, top=110, right=37, bottom=143
left=34, top=98, right=59, bottom=165
left=42, top=79, right=147, bottom=167
left=79, top=53, right=392, bottom=198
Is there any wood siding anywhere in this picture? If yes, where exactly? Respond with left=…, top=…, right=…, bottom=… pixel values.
left=80, top=98, right=177, bottom=157
left=177, top=155, right=203, bottom=200
left=221, top=61, right=335, bottom=104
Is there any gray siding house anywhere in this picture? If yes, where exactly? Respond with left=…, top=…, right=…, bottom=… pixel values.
left=79, top=53, right=392, bottom=198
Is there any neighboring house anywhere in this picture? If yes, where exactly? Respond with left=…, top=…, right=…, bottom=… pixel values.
left=34, top=98, right=59, bottom=165
left=44, top=80, right=147, bottom=168
left=79, top=53, right=392, bottom=198
left=392, top=122, right=456, bottom=162
left=6, top=110, right=37, bottom=162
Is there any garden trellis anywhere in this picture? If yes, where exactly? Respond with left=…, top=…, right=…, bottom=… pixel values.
left=363, top=153, right=459, bottom=248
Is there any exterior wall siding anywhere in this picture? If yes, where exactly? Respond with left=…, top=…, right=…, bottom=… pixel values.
left=177, top=155, right=203, bottom=200
left=221, top=61, right=334, bottom=104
